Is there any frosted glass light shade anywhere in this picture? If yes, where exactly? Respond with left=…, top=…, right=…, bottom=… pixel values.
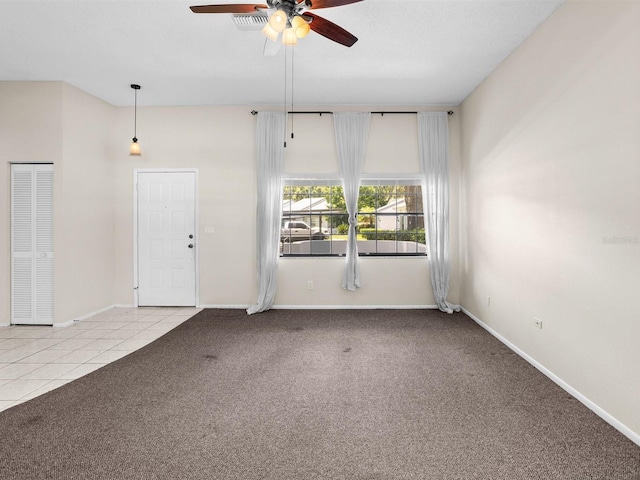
left=291, top=16, right=310, bottom=38
left=129, top=139, right=141, bottom=156
left=262, top=22, right=279, bottom=42
left=282, top=27, right=298, bottom=45
left=269, top=10, right=287, bottom=33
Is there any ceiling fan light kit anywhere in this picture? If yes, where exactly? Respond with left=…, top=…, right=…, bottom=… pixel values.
left=190, top=0, right=362, bottom=47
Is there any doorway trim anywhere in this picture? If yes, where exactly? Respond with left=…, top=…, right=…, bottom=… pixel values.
left=133, top=168, right=199, bottom=308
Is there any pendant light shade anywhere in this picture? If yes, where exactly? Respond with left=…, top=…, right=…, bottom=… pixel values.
left=129, top=84, right=141, bottom=156
left=129, top=139, right=141, bottom=156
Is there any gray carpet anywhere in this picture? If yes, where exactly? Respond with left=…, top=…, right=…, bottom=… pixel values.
left=0, top=309, right=638, bottom=479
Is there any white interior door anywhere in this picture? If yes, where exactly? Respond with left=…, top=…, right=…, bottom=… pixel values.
left=11, top=164, right=54, bottom=325
left=137, top=172, right=196, bottom=306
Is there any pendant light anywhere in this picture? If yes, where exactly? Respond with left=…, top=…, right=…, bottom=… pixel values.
left=129, top=84, right=141, bottom=156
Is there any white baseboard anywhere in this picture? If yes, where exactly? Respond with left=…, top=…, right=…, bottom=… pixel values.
left=2, top=304, right=122, bottom=328
left=273, top=304, right=439, bottom=310
left=54, top=304, right=121, bottom=328
left=461, top=307, right=640, bottom=448
left=198, top=305, right=249, bottom=310
left=198, top=305, right=438, bottom=310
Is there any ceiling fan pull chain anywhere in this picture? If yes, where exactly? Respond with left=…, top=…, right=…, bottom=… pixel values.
left=284, top=44, right=288, bottom=148
left=291, top=45, right=295, bottom=140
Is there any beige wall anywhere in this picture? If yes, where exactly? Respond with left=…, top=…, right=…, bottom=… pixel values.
left=0, top=82, right=63, bottom=325
left=460, top=1, right=640, bottom=438
left=0, top=82, right=116, bottom=326
left=112, top=105, right=459, bottom=308
left=112, top=106, right=258, bottom=307
left=56, top=84, right=115, bottom=324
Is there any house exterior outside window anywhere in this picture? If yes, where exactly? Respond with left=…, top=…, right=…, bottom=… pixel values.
left=281, top=177, right=426, bottom=257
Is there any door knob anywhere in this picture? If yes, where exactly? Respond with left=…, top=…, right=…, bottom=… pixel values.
left=188, top=244, right=194, bottom=249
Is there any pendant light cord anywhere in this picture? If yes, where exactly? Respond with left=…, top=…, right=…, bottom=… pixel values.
left=134, top=88, right=138, bottom=140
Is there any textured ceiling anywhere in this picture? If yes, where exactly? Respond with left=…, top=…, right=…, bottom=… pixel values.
left=0, top=0, right=565, bottom=107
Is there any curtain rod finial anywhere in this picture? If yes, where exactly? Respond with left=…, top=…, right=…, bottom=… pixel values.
left=251, top=110, right=258, bottom=116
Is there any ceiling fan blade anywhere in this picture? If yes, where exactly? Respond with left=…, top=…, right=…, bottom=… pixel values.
left=190, top=4, right=268, bottom=14
left=306, top=13, right=358, bottom=47
left=308, top=0, right=364, bottom=9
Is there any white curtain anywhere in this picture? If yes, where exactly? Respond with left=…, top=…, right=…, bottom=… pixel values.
left=247, top=112, right=286, bottom=315
left=334, top=112, right=370, bottom=291
left=418, top=112, right=460, bottom=314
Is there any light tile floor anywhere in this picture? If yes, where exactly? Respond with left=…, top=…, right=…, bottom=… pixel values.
left=0, top=307, right=201, bottom=413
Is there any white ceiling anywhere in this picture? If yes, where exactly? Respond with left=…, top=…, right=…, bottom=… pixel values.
left=0, top=0, right=565, bottom=107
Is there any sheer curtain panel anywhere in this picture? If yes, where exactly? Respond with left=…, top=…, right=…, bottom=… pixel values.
left=418, top=112, right=460, bottom=314
left=334, top=112, right=371, bottom=291
left=247, top=112, right=286, bottom=315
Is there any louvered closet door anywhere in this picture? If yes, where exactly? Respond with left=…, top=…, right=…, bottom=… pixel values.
left=11, top=164, right=54, bottom=325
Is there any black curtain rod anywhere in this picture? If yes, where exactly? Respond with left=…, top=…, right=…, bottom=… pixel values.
left=371, top=111, right=454, bottom=116
left=250, top=110, right=454, bottom=116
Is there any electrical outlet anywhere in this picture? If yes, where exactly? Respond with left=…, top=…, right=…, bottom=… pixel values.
left=534, top=317, right=543, bottom=329
left=307, top=281, right=314, bottom=290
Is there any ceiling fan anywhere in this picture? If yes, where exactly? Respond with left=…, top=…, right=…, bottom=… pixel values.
left=190, top=0, right=363, bottom=47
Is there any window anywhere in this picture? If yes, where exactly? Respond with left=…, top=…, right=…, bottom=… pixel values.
left=281, top=178, right=426, bottom=257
